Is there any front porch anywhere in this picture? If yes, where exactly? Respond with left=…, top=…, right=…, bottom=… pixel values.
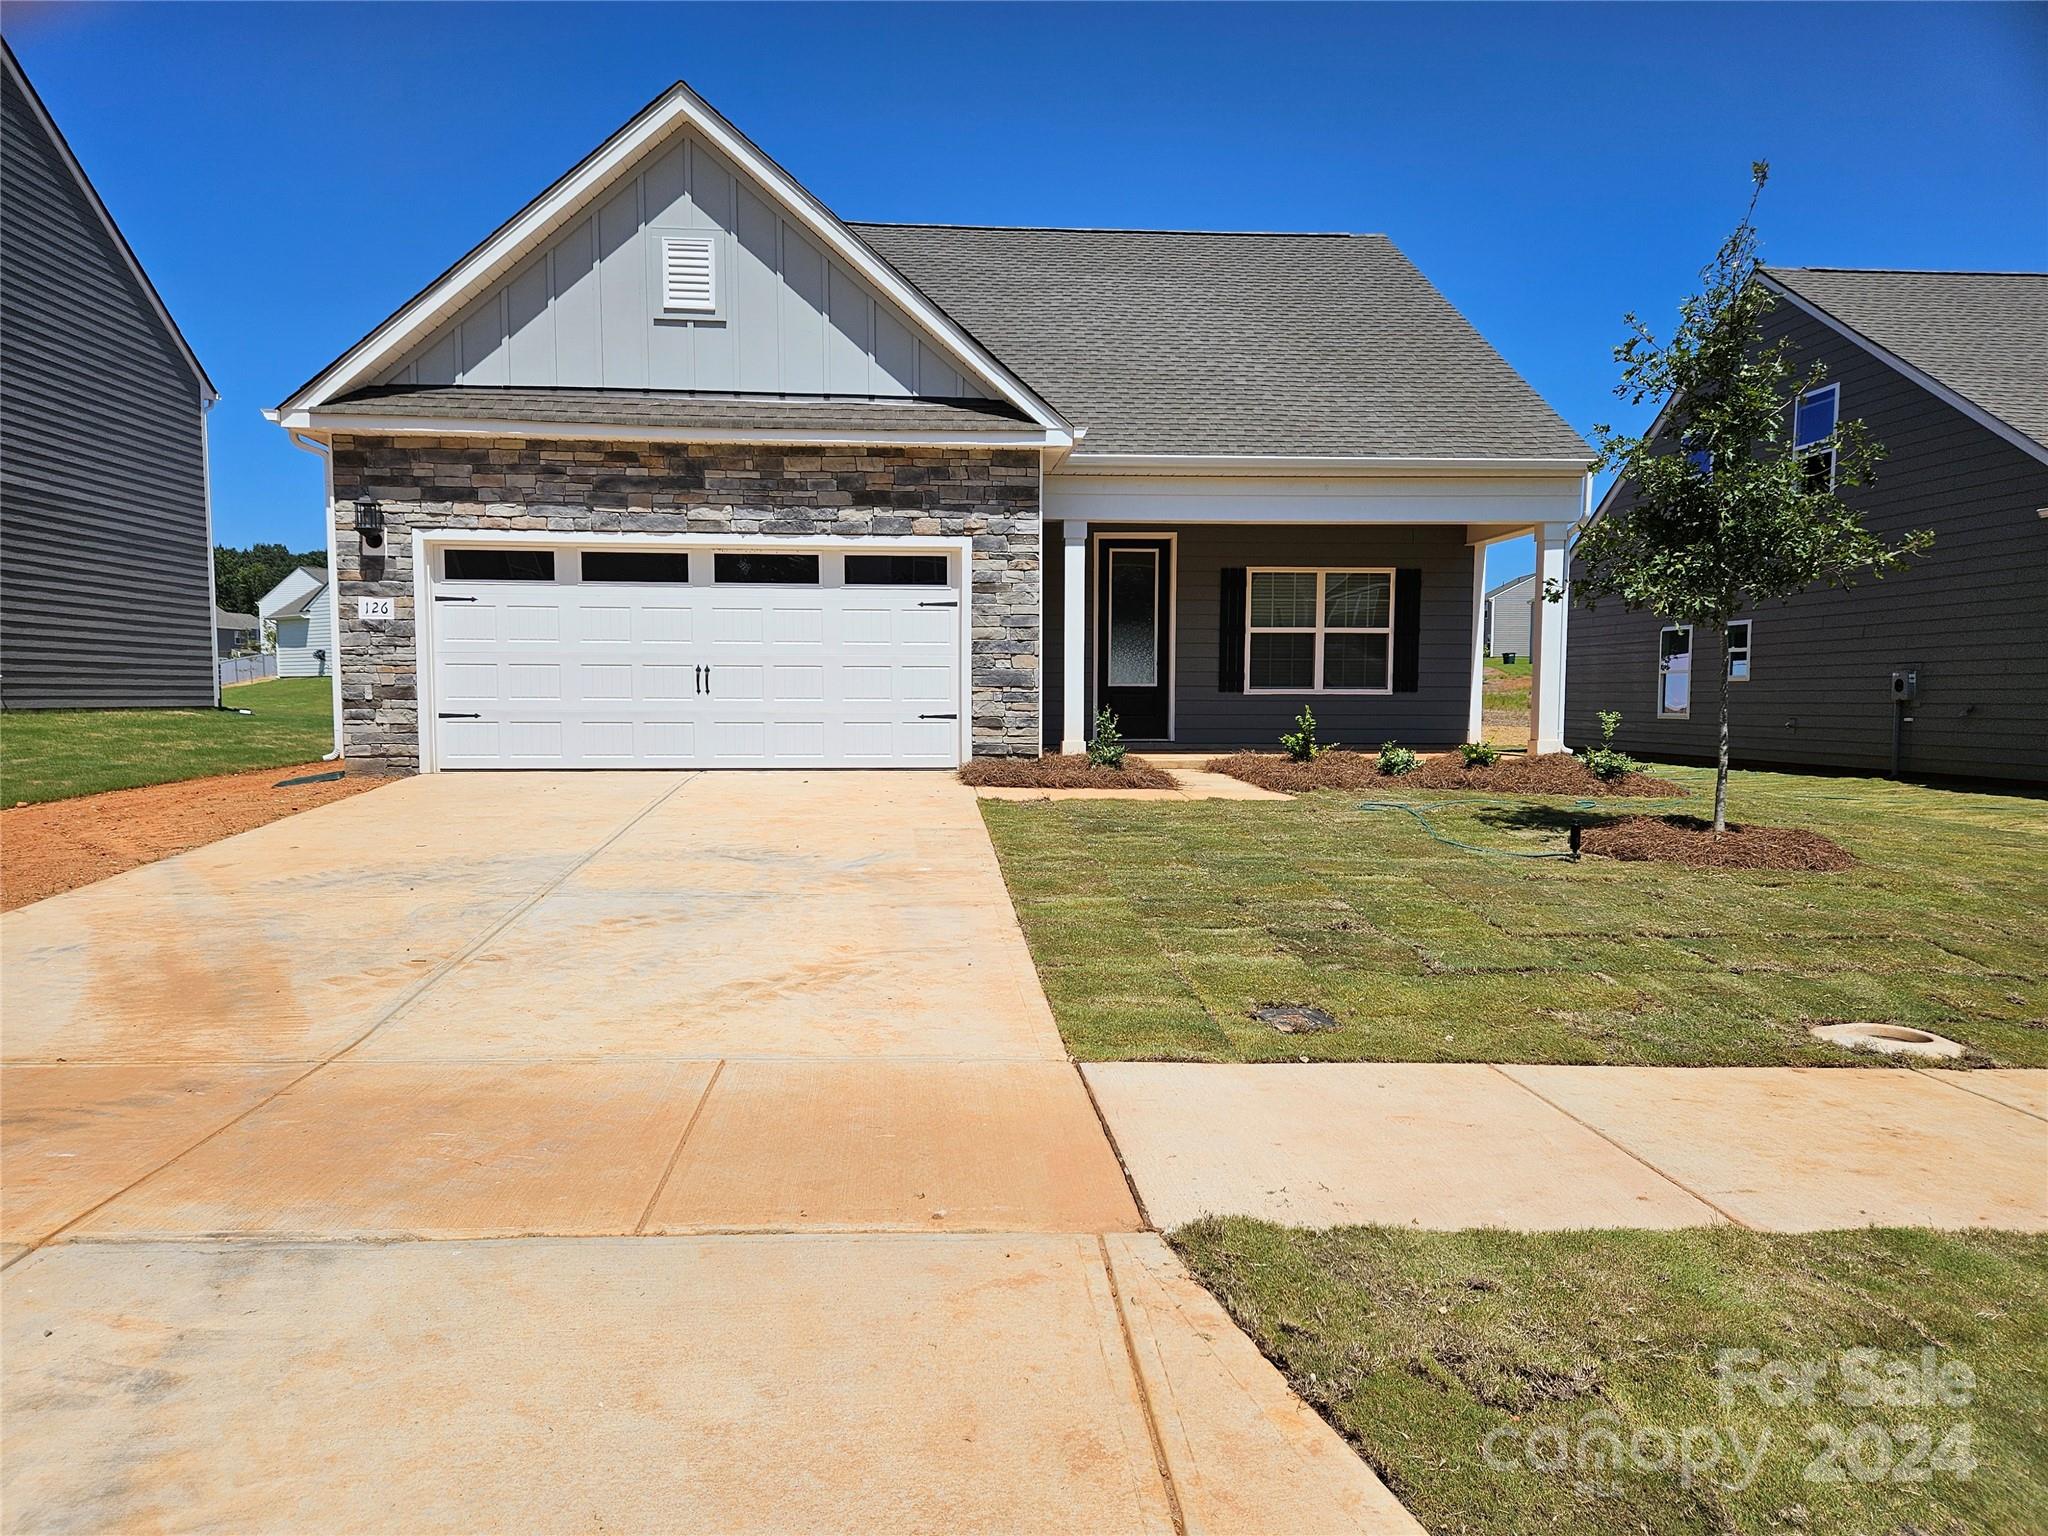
left=1040, top=476, right=1580, bottom=760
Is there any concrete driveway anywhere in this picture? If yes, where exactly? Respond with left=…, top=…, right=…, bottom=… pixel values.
left=2, top=772, right=1415, bottom=1533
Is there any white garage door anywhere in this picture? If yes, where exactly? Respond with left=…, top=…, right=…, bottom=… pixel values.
left=426, top=543, right=963, bottom=769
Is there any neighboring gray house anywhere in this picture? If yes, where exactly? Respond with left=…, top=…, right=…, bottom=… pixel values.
left=1568, top=268, right=2048, bottom=786
left=0, top=41, right=218, bottom=709
left=214, top=607, right=259, bottom=656
left=268, top=79, right=1590, bottom=773
left=1483, top=572, right=1534, bottom=659
left=257, top=565, right=334, bottom=677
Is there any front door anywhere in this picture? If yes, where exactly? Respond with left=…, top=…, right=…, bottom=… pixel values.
left=1095, top=538, right=1171, bottom=739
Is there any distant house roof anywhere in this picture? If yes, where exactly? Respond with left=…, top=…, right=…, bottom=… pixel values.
left=258, top=565, right=329, bottom=620
left=213, top=607, right=258, bottom=630
left=1485, top=572, right=1536, bottom=601
left=318, top=385, right=1040, bottom=441
left=1760, top=267, right=2048, bottom=456
left=850, top=224, right=1592, bottom=464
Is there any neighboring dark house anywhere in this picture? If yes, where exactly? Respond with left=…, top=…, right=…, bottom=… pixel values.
left=0, top=41, right=218, bottom=709
left=1567, top=267, right=2048, bottom=786
left=269, top=79, right=1591, bottom=774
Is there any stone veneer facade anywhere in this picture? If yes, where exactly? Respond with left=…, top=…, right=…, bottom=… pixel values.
left=327, top=434, right=1042, bottom=770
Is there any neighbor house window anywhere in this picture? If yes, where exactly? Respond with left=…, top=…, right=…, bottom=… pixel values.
left=1725, top=619, right=1752, bottom=682
left=1658, top=624, right=1693, bottom=718
left=1246, top=569, right=1393, bottom=693
left=1794, top=384, right=1839, bottom=491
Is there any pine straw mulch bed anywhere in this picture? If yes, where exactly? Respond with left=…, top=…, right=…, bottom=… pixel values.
left=1207, top=750, right=1686, bottom=798
left=958, top=754, right=1179, bottom=790
left=1579, top=815, right=1857, bottom=871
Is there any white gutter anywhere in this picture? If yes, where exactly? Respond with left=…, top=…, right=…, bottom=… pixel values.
left=1060, top=451, right=1593, bottom=478
left=286, top=429, right=344, bottom=762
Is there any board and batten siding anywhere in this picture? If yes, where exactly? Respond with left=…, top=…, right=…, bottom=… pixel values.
left=274, top=582, right=334, bottom=677
left=382, top=128, right=985, bottom=400
left=0, top=56, right=214, bottom=709
left=1566, top=299, right=2048, bottom=785
left=1046, top=522, right=1476, bottom=749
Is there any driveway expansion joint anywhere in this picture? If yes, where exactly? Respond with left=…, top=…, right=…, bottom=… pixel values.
left=1098, top=1234, right=1190, bottom=1536
left=636, top=1059, right=727, bottom=1233
left=1912, top=1064, right=2048, bottom=1122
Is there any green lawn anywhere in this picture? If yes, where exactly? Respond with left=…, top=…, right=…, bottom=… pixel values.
left=1483, top=653, right=1532, bottom=714
left=1175, top=1219, right=2047, bottom=1536
left=0, top=677, right=335, bottom=805
left=979, top=765, right=2048, bottom=1066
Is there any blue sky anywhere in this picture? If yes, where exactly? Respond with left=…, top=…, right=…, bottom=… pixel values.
left=8, top=2, right=2044, bottom=585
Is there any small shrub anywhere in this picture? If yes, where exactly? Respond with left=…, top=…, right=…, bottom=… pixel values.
left=1376, top=740, right=1419, bottom=776
left=1280, top=706, right=1336, bottom=764
left=1456, top=739, right=1502, bottom=768
left=1580, top=708, right=1644, bottom=782
left=1086, top=707, right=1126, bottom=769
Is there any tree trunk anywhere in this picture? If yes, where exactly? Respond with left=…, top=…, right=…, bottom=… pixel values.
left=1713, top=626, right=1732, bottom=835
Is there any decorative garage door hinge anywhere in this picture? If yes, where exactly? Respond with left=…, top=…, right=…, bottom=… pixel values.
left=437, top=712, right=481, bottom=719
left=434, top=595, right=478, bottom=603
left=918, top=712, right=958, bottom=720
left=918, top=600, right=958, bottom=608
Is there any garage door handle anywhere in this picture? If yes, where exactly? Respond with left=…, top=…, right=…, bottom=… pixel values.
left=434, top=595, right=478, bottom=603
left=438, top=712, right=481, bottom=720
left=918, top=600, right=958, bottom=608
left=919, top=712, right=958, bottom=720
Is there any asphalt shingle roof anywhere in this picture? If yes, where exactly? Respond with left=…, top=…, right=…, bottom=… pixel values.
left=850, top=224, right=1590, bottom=461
left=1763, top=268, right=2048, bottom=451
left=321, top=385, right=1038, bottom=438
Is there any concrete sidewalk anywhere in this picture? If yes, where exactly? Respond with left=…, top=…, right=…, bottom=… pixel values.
left=2, top=772, right=1417, bottom=1534
left=1085, top=1062, right=2048, bottom=1233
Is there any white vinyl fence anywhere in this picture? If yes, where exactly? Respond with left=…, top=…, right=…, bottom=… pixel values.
left=220, top=653, right=279, bottom=687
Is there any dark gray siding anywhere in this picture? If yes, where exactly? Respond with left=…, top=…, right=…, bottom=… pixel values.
left=1047, top=522, right=1476, bottom=750
left=1567, top=300, right=2048, bottom=786
left=1, top=59, right=214, bottom=709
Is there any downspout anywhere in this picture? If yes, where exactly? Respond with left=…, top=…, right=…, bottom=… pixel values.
left=287, top=429, right=344, bottom=761
left=200, top=392, right=223, bottom=707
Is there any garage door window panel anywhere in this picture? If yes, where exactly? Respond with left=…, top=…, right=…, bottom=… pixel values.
left=715, top=553, right=819, bottom=585
left=444, top=549, right=556, bottom=581
left=583, top=551, right=693, bottom=583
left=844, top=554, right=949, bottom=586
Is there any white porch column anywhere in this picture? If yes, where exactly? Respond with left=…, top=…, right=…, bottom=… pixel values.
left=1466, top=543, right=1489, bottom=743
left=1060, top=518, right=1088, bottom=753
left=1529, top=520, right=1572, bottom=755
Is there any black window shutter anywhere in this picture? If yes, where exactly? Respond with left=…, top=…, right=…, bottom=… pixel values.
left=1392, top=568, right=1422, bottom=692
left=1218, top=568, right=1247, bottom=693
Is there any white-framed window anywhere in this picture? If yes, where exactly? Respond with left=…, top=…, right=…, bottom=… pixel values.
left=1725, top=619, right=1753, bottom=682
left=1794, top=383, right=1839, bottom=491
left=1658, top=624, right=1693, bottom=718
left=1246, top=568, right=1393, bottom=693
left=659, top=235, right=718, bottom=314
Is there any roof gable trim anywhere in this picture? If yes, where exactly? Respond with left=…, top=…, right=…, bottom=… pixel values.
left=1758, top=272, right=2048, bottom=467
left=277, top=81, right=1067, bottom=431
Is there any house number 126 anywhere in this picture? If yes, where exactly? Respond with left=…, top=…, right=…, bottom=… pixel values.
left=358, top=597, right=395, bottom=622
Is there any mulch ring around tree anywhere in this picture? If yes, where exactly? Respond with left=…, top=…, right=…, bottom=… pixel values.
left=1207, top=750, right=1686, bottom=797
left=1579, top=815, right=1857, bottom=871
left=959, top=754, right=1178, bottom=790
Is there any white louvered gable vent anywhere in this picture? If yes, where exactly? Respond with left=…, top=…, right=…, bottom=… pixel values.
left=660, top=236, right=717, bottom=313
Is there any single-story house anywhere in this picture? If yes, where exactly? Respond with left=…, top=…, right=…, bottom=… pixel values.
left=268, top=79, right=1591, bottom=773
left=1483, top=572, right=1535, bottom=659
left=257, top=565, right=334, bottom=677
left=1567, top=267, right=2048, bottom=786
left=0, top=41, right=219, bottom=710
left=214, top=607, right=260, bottom=656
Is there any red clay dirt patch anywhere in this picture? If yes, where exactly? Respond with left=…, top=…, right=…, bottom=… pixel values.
left=1409, top=753, right=1686, bottom=797
left=1207, top=750, right=1686, bottom=797
left=1580, top=815, right=1856, bottom=871
left=959, top=754, right=1178, bottom=790
left=1, top=763, right=391, bottom=910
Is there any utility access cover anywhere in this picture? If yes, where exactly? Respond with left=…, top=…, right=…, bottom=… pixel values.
left=1252, top=1004, right=1341, bottom=1035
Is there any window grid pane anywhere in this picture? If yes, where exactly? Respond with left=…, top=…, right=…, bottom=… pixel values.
left=1249, top=632, right=1314, bottom=690
left=1250, top=571, right=1317, bottom=629
left=1323, top=632, right=1390, bottom=691
left=1324, top=572, right=1390, bottom=629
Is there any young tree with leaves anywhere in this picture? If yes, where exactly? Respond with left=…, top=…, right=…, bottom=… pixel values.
left=1562, top=163, right=1931, bottom=833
